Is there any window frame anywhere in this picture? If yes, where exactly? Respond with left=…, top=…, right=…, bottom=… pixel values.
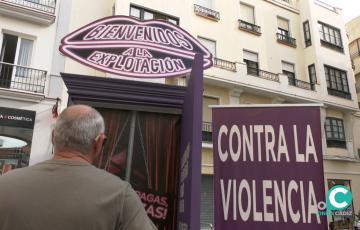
left=324, top=65, right=350, bottom=99
left=350, top=38, right=360, bottom=59
left=129, top=5, right=180, bottom=25
left=325, top=117, right=346, bottom=149
left=0, top=32, right=35, bottom=67
left=308, top=64, right=317, bottom=90
left=277, top=16, right=290, bottom=37
left=303, top=20, right=312, bottom=47
left=282, top=61, right=295, bottom=78
left=198, top=36, right=217, bottom=57
left=318, top=21, right=343, bottom=52
left=202, top=95, right=219, bottom=143
left=239, top=2, right=255, bottom=25
left=243, top=50, right=259, bottom=76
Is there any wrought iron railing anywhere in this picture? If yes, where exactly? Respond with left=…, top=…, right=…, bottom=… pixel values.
left=276, top=33, right=296, bottom=47
left=0, top=62, right=47, bottom=94
left=246, top=66, right=279, bottom=82
left=238, top=20, right=261, bottom=34
left=202, top=122, right=212, bottom=143
left=288, top=77, right=315, bottom=91
left=194, top=4, right=220, bottom=21
left=214, top=58, right=236, bottom=72
left=2, top=0, right=56, bottom=14
left=327, top=88, right=351, bottom=99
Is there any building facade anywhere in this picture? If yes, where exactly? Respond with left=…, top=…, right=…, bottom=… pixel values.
left=347, top=14, right=360, bottom=227
left=0, top=0, right=60, bottom=169
left=1, top=0, right=359, bottom=229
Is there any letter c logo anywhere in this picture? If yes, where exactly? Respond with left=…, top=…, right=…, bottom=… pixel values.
left=327, top=185, right=352, bottom=211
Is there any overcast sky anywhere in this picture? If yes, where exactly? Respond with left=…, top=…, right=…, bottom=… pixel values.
left=322, top=0, right=360, bottom=23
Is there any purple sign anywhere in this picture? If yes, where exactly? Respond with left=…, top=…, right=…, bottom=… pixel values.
left=59, top=16, right=213, bottom=78
left=212, top=105, right=327, bottom=230
left=177, top=54, right=203, bottom=230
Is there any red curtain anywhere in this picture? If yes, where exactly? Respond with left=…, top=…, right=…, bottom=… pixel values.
left=97, top=108, right=181, bottom=230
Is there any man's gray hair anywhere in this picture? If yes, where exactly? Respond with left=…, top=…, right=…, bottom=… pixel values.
left=53, top=105, right=105, bottom=154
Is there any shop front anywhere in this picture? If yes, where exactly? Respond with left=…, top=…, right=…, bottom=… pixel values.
left=59, top=15, right=213, bottom=230
left=0, top=107, right=36, bottom=175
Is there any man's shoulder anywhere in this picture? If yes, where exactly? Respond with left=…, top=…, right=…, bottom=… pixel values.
left=0, top=166, right=34, bottom=181
left=89, top=166, right=130, bottom=188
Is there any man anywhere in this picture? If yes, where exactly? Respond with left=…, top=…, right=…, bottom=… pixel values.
left=0, top=105, right=157, bottom=230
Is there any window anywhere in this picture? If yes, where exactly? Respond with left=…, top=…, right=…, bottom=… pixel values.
left=318, top=22, right=343, bottom=51
left=277, top=17, right=290, bottom=37
left=243, top=50, right=258, bottom=76
left=0, top=33, right=34, bottom=88
left=276, top=17, right=296, bottom=47
left=197, top=0, right=213, bottom=9
left=350, top=38, right=360, bottom=59
left=198, top=37, right=216, bottom=57
left=202, top=96, right=219, bottom=142
left=303, top=21, right=311, bottom=47
left=325, top=117, right=346, bottom=148
left=129, top=5, right=179, bottom=25
left=282, top=61, right=295, bottom=78
left=324, top=65, right=350, bottom=99
left=308, top=64, right=316, bottom=90
left=240, top=3, right=255, bottom=24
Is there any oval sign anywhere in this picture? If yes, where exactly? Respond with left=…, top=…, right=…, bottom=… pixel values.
left=59, top=16, right=213, bottom=78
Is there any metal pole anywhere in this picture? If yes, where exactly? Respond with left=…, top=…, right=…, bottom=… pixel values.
left=125, top=111, right=137, bottom=182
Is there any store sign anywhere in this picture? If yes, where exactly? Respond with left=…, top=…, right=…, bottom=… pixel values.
left=59, top=16, right=213, bottom=78
left=0, top=107, right=36, bottom=129
left=212, top=106, right=327, bottom=230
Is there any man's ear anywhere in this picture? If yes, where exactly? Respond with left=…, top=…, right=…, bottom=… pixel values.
left=93, top=134, right=106, bottom=154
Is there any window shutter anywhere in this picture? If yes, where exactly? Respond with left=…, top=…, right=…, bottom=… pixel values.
left=277, top=17, right=289, bottom=31
left=197, top=0, right=212, bottom=9
left=198, top=37, right=216, bottom=56
left=203, top=96, right=219, bottom=122
left=240, top=3, right=255, bottom=24
left=243, top=50, right=258, bottom=62
left=282, top=61, right=294, bottom=72
left=201, top=175, right=214, bottom=227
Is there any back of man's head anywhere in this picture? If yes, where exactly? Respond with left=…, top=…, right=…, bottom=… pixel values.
left=53, top=105, right=105, bottom=155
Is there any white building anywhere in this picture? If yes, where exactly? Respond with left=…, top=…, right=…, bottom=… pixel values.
left=0, top=0, right=60, bottom=167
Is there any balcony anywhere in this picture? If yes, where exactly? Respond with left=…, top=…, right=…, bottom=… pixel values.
left=194, top=4, right=220, bottom=21
left=288, top=77, right=315, bottom=91
left=214, top=58, right=236, bottom=72
left=0, top=0, right=56, bottom=25
left=246, top=66, right=279, bottom=82
left=0, top=62, right=47, bottom=94
left=202, top=122, right=212, bottom=143
left=276, top=33, right=297, bottom=48
left=238, top=20, right=261, bottom=36
left=327, top=88, right=351, bottom=100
